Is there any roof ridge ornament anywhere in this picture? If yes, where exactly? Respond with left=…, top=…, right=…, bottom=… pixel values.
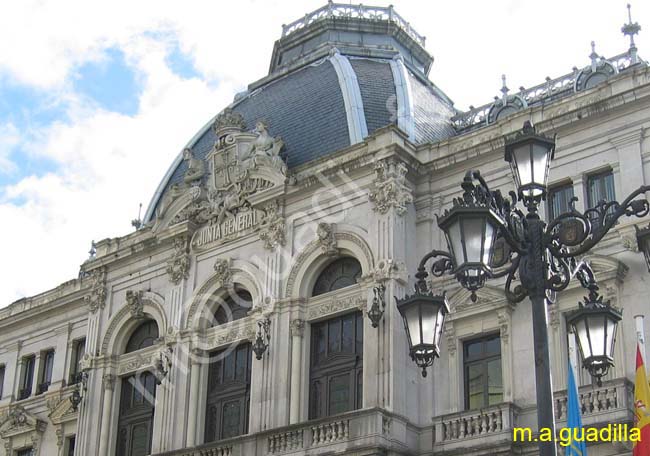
left=622, top=3, right=641, bottom=64
left=590, top=41, right=600, bottom=71
left=500, top=74, right=509, bottom=104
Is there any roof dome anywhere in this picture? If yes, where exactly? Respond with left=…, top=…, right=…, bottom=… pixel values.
left=144, top=3, right=456, bottom=222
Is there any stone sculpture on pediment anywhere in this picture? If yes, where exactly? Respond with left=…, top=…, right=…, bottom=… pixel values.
left=239, top=121, right=287, bottom=176
left=182, top=147, right=206, bottom=185
left=0, top=406, right=46, bottom=438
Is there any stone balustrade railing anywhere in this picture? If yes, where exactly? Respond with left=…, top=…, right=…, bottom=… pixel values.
left=555, top=377, right=634, bottom=424
left=154, top=408, right=397, bottom=456
left=432, top=402, right=519, bottom=445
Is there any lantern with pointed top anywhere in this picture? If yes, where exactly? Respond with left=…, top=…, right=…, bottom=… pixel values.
left=504, top=121, right=555, bottom=202
left=566, top=289, right=621, bottom=386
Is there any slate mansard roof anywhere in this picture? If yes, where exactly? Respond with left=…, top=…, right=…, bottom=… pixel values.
left=144, top=3, right=644, bottom=222
left=144, top=4, right=457, bottom=222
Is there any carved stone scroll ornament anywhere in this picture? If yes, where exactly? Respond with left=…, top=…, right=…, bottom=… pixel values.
left=368, top=159, right=413, bottom=216
left=126, top=290, right=145, bottom=320
left=84, top=267, right=107, bottom=313
left=317, top=223, right=338, bottom=256
left=166, top=236, right=190, bottom=285
left=307, top=294, right=366, bottom=320
left=259, top=201, right=286, bottom=251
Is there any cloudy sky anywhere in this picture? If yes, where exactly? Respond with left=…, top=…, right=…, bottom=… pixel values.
left=1, top=0, right=647, bottom=305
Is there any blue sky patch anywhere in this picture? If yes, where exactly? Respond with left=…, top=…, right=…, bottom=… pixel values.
left=73, top=47, right=141, bottom=116
left=166, top=43, right=200, bottom=80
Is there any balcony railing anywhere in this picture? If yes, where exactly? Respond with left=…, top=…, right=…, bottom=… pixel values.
left=36, top=381, right=50, bottom=395
left=555, top=378, right=634, bottom=426
left=154, top=408, right=404, bottom=456
left=17, top=388, right=32, bottom=400
left=432, top=402, right=520, bottom=452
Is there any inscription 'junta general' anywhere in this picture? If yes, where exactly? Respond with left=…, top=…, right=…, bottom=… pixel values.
left=192, top=208, right=264, bottom=250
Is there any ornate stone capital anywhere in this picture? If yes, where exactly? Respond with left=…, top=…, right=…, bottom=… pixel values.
left=290, top=319, right=305, bottom=337
left=126, top=290, right=145, bottom=320
left=259, top=200, right=286, bottom=251
left=166, top=235, right=191, bottom=285
left=102, top=374, right=116, bottom=391
left=84, top=267, right=107, bottom=313
left=368, top=158, right=413, bottom=216
left=316, top=222, right=338, bottom=256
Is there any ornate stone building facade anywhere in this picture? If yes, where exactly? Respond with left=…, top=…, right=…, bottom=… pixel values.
left=0, top=3, right=648, bottom=456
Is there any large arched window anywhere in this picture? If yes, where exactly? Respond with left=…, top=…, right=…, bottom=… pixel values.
left=312, top=257, right=362, bottom=297
left=124, top=320, right=159, bottom=354
left=213, top=287, right=253, bottom=326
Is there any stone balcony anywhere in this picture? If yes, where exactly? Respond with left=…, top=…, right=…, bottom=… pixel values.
left=554, top=377, right=634, bottom=427
left=155, top=407, right=412, bottom=456
left=430, top=402, right=521, bottom=454
left=154, top=378, right=634, bottom=456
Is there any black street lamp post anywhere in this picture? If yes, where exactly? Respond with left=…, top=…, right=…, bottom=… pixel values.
left=396, top=121, right=650, bottom=456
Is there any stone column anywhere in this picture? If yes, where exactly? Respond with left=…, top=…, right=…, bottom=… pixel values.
left=289, top=319, right=305, bottom=424
left=31, top=353, right=42, bottom=396
left=186, top=350, right=202, bottom=447
left=98, top=374, right=116, bottom=456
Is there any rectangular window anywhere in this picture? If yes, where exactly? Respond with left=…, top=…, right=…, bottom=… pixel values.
left=547, top=182, right=574, bottom=220
left=19, top=355, right=35, bottom=400
left=16, top=449, right=33, bottom=456
left=38, top=349, right=55, bottom=394
left=309, top=311, right=363, bottom=420
left=69, top=338, right=86, bottom=385
left=66, top=436, right=76, bottom=456
left=586, top=169, right=615, bottom=209
left=204, top=343, right=252, bottom=443
left=463, top=334, right=503, bottom=410
left=0, top=365, right=5, bottom=399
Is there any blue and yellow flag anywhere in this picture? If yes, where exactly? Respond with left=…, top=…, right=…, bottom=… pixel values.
left=566, top=362, right=587, bottom=456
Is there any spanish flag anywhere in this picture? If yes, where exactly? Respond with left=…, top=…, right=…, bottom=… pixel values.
left=634, top=344, right=650, bottom=456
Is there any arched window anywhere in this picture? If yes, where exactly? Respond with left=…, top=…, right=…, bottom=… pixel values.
left=213, top=287, right=253, bottom=326
left=312, top=257, right=362, bottom=297
left=124, top=320, right=159, bottom=354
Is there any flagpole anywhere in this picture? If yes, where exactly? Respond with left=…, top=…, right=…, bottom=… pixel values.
left=636, top=315, right=646, bottom=365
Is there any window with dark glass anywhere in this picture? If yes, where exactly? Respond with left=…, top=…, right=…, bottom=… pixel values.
left=37, top=349, right=55, bottom=394
left=213, top=287, right=253, bottom=326
left=19, top=355, right=35, bottom=400
left=463, top=334, right=503, bottom=410
left=16, top=448, right=33, bottom=456
left=547, top=182, right=574, bottom=220
left=204, top=343, right=252, bottom=443
left=0, top=365, right=5, bottom=399
left=586, top=169, right=615, bottom=209
left=309, top=312, right=363, bottom=419
left=69, top=338, right=86, bottom=385
left=116, top=372, right=156, bottom=456
left=312, top=257, right=362, bottom=297
left=66, top=436, right=76, bottom=456
left=125, top=320, right=159, bottom=354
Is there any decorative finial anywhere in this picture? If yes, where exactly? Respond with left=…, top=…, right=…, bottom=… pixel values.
left=500, top=74, right=509, bottom=103
left=621, top=3, right=641, bottom=64
left=131, top=203, right=143, bottom=230
left=88, top=240, right=97, bottom=259
left=589, top=41, right=599, bottom=71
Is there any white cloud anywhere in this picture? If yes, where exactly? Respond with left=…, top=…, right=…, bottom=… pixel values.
left=0, top=0, right=648, bottom=304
